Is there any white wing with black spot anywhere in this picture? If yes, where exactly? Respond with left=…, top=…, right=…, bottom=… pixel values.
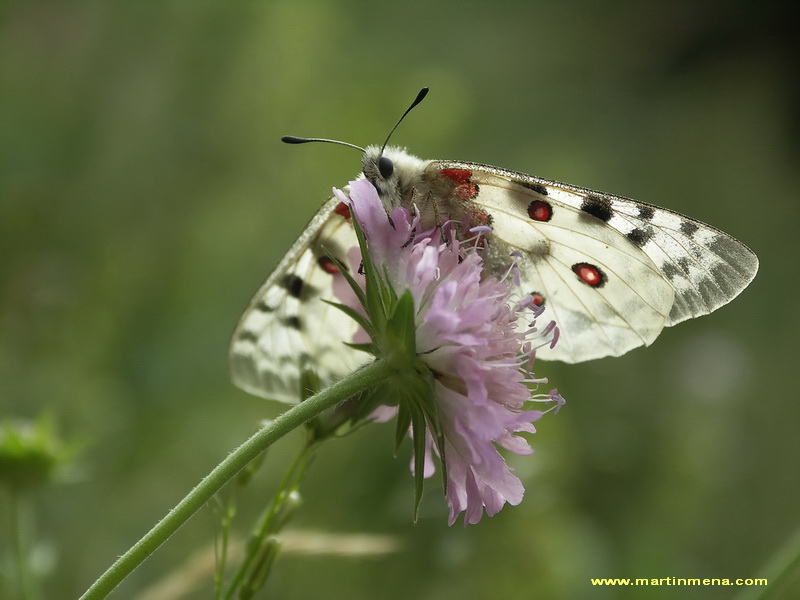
left=228, top=195, right=365, bottom=403
left=429, top=160, right=759, bottom=363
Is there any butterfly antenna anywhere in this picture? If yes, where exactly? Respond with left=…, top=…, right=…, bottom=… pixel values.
left=282, top=87, right=429, bottom=155
left=380, top=87, right=429, bottom=155
left=281, top=136, right=365, bottom=153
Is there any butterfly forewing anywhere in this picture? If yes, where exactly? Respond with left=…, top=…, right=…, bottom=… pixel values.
left=427, top=162, right=673, bottom=362
left=426, top=160, right=757, bottom=362
left=229, top=195, right=363, bottom=402
left=602, top=199, right=759, bottom=325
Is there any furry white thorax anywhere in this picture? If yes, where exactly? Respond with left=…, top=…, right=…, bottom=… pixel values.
left=360, top=145, right=428, bottom=208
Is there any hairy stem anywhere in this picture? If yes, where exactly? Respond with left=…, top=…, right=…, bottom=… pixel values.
left=80, top=360, right=391, bottom=600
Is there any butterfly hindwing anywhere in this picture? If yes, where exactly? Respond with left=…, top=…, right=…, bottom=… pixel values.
left=229, top=195, right=363, bottom=402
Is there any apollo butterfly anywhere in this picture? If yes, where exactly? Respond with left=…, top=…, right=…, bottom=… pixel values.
left=229, top=89, right=758, bottom=402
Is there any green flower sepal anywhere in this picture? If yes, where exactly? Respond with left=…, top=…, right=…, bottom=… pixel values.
left=0, top=414, right=77, bottom=491
left=323, top=213, right=446, bottom=518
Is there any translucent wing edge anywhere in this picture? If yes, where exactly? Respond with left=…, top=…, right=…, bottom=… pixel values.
left=228, top=195, right=343, bottom=402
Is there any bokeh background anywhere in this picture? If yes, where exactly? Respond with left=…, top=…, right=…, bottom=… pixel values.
left=2, top=2, right=798, bottom=599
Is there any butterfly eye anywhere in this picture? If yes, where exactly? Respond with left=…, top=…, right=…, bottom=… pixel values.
left=378, top=155, right=394, bottom=179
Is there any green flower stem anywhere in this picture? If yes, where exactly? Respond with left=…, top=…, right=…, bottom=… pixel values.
left=79, top=359, right=392, bottom=600
left=223, top=440, right=316, bottom=599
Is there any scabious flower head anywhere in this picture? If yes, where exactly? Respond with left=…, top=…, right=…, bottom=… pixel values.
left=331, top=179, right=564, bottom=525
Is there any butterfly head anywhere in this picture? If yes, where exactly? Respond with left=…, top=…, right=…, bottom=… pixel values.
left=360, top=88, right=430, bottom=206
left=283, top=89, right=431, bottom=208
left=361, top=144, right=427, bottom=207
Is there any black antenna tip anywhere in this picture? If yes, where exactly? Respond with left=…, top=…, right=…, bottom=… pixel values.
left=379, top=87, right=431, bottom=153
left=280, top=135, right=365, bottom=153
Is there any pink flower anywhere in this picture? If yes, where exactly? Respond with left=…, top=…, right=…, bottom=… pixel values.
left=333, top=179, right=563, bottom=525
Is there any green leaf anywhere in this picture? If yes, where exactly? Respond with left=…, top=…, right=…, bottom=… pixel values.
left=409, top=406, right=428, bottom=522
left=321, top=246, right=367, bottom=312
left=352, top=215, right=390, bottom=332
left=343, top=342, right=378, bottom=355
left=410, top=362, right=447, bottom=491
left=394, top=403, right=412, bottom=453
left=377, top=264, right=398, bottom=314
left=384, top=290, right=417, bottom=371
left=321, top=299, right=376, bottom=340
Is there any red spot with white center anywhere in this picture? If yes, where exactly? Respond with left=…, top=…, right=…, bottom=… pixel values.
left=527, top=200, right=552, bottom=222
left=334, top=201, right=351, bottom=219
left=572, top=263, right=606, bottom=287
left=318, top=256, right=342, bottom=275
left=440, top=168, right=472, bottom=185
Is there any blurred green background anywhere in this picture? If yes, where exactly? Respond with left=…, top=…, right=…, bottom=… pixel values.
left=1, top=1, right=798, bottom=599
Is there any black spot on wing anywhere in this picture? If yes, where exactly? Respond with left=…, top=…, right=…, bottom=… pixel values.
left=638, top=206, right=656, bottom=221
left=255, top=299, right=275, bottom=312
left=580, top=195, right=613, bottom=222
left=516, top=180, right=549, bottom=195
left=626, top=227, right=652, bottom=247
left=680, top=220, right=699, bottom=237
left=280, top=274, right=305, bottom=299
left=282, top=316, right=302, bottom=330
left=661, top=262, right=681, bottom=282
left=238, top=329, right=259, bottom=343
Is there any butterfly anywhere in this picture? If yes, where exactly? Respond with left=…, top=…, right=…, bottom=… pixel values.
left=229, top=89, right=758, bottom=403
